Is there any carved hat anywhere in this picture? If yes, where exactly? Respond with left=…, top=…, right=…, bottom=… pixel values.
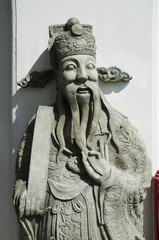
left=48, top=18, right=96, bottom=66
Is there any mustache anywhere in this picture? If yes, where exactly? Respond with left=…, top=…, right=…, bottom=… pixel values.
left=55, top=80, right=100, bottom=157
left=70, top=81, right=97, bottom=97
left=64, top=80, right=101, bottom=153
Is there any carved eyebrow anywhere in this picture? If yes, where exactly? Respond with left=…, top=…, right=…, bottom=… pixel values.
left=61, top=58, right=78, bottom=65
left=85, top=57, right=96, bottom=64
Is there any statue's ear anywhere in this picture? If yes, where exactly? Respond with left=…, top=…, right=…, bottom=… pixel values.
left=17, top=70, right=55, bottom=88
left=97, top=66, right=132, bottom=83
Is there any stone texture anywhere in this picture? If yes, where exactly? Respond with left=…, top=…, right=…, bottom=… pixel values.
left=13, top=18, right=151, bottom=240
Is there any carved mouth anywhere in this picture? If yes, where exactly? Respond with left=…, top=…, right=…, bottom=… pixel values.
left=77, top=86, right=90, bottom=94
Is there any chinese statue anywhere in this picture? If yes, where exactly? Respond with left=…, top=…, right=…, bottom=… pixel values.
left=13, top=18, right=151, bottom=240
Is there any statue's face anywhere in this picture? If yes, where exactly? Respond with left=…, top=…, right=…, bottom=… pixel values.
left=56, top=54, right=101, bottom=150
left=56, top=55, right=99, bottom=99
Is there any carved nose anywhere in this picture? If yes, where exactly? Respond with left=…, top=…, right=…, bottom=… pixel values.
left=76, top=68, right=88, bottom=82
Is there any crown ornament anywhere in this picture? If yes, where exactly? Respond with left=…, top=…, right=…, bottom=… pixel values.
left=48, top=18, right=96, bottom=65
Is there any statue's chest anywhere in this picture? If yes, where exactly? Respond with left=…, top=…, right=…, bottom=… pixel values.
left=48, top=132, right=110, bottom=179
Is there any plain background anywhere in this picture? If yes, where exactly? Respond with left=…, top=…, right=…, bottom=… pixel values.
left=1, top=0, right=158, bottom=239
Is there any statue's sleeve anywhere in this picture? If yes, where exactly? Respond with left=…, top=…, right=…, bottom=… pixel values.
left=15, top=115, right=36, bottom=182
left=99, top=118, right=151, bottom=239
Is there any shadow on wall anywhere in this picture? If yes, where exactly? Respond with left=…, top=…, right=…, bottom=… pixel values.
left=99, top=80, right=129, bottom=95
left=28, top=49, right=51, bottom=73
left=12, top=49, right=56, bottom=164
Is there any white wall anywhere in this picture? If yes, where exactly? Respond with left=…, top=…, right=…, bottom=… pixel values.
left=153, top=0, right=159, bottom=176
left=0, top=0, right=155, bottom=239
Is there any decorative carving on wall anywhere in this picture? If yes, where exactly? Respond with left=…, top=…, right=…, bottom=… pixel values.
left=17, top=70, right=54, bottom=88
left=97, top=66, right=132, bottom=82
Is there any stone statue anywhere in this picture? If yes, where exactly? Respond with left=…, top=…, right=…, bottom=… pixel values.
left=13, top=18, right=151, bottom=240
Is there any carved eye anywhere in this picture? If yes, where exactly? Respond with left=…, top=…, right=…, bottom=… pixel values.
left=65, top=64, right=76, bottom=70
left=87, top=63, right=95, bottom=69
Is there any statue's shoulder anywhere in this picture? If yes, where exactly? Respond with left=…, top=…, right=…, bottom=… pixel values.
left=26, top=104, right=57, bottom=132
left=113, top=108, right=147, bottom=151
left=114, top=109, right=128, bottom=120
left=29, top=104, right=57, bottom=122
left=102, top=98, right=145, bottom=147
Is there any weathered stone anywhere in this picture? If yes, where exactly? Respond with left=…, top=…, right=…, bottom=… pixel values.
left=13, top=17, right=151, bottom=240
left=27, top=106, right=53, bottom=209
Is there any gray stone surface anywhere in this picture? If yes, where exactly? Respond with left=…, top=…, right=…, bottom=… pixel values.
left=27, top=106, right=53, bottom=209
left=13, top=18, right=151, bottom=240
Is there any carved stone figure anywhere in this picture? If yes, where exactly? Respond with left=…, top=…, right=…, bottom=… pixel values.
left=13, top=18, right=151, bottom=240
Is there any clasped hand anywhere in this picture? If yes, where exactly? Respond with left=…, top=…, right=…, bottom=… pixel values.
left=82, top=140, right=111, bottom=184
left=13, top=180, right=51, bottom=218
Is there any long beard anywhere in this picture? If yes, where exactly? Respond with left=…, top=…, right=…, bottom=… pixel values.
left=64, top=81, right=101, bottom=154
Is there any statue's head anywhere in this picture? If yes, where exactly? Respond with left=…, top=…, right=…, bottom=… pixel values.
left=48, top=18, right=99, bottom=102
left=48, top=18, right=101, bottom=151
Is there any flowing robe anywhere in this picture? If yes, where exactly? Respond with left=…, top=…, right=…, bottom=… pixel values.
left=15, top=95, right=151, bottom=240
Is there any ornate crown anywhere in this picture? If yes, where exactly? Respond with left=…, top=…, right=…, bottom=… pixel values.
left=48, top=18, right=96, bottom=65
